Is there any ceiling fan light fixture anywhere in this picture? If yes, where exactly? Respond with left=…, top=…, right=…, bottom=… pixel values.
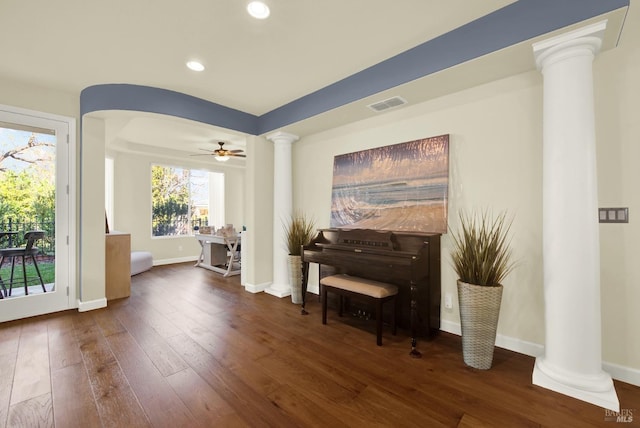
left=215, top=155, right=230, bottom=162
left=247, top=1, right=270, bottom=19
left=186, top=61, right=205, bottom=72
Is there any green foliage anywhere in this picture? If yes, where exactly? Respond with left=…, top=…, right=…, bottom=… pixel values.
left=0, top=168, right=55, bottom=224
left=151, top=165, right=190, bottom=204
left=0, top=134, right=56, bottom=255
left=151, top=165, right=190, bottom=236
left=450, top=210, right=515, bottom=286
left=284, top=212, right=316, bottom=256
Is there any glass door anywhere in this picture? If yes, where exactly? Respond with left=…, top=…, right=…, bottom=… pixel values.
left=0, top=105, right=74, bottom=321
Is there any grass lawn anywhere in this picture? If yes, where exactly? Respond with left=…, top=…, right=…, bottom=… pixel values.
left=0, top=260, right=55, bottom=290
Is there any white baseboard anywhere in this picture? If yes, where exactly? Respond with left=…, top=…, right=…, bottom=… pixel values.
left=243, top=282, right=318, bottom=295
left=603, top=361, right=640, bottom=387
left=77, top=297, right=107, bottom=312
left=153, top=256, right=198, bottom=266
left=439, top=319, right=463, bottom=337
left=439, top=320, right=638, bottom=387
left=264, top=284, right=291, bottom=298
left=244, top=281, right=270, bottom=294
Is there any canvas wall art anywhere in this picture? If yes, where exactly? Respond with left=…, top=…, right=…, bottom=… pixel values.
left=330, top=134, right=449, bottom=233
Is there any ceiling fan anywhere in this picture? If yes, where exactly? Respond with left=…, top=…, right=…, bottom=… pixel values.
left=192, top=142, right=246, bottom=162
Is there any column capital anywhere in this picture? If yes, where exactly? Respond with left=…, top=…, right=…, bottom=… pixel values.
left=266, top=131, right=299, bottom=145
left=533, top=20, right=606, bottom=70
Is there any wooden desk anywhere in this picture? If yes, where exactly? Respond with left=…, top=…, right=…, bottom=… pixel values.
left=106, top=232, right=131, bottom=300
left=195, top=233, right=241, bottom=277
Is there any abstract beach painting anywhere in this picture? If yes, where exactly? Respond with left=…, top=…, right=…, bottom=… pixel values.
left=330, top=134, right=449, bottom=233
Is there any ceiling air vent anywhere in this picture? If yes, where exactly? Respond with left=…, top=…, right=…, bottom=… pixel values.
left=367, top=96, right=408, bottom=113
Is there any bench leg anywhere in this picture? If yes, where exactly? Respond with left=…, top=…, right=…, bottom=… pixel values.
left=319, top=279, right=398, bottom=347
left=376, top=299, right=383, bottom=346
left=322, top=286, right=328, bottom=325
left=392, top=295, right=398, bottom=336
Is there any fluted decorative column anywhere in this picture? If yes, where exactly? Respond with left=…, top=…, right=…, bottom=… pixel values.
left=532, top=21, right=618, bottom=411
left=264, top=131, right=298, bottom=298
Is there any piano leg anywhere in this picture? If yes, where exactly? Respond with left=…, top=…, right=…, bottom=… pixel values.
left=410, top=280, right=422, bottom=358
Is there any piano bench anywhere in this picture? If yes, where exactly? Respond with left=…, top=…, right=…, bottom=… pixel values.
left=320, top=274, right=398, bottom=346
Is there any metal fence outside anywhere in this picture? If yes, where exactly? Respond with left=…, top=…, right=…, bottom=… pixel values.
left=0, top=218, right=55, bottom=255
left=152, top=217, right=209, bottom=237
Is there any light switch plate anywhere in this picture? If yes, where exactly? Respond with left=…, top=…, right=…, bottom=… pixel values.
left=599, top=207, right=628, bottom=223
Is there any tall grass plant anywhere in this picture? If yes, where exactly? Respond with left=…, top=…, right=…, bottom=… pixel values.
left=450, top=211, right=515, bottom=286
left=284, top=212, right=316, bottom=256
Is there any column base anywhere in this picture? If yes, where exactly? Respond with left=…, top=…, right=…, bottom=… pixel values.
left=264, top=283, right=291, bottom=298
left=533, top=357, right=619, bottom=412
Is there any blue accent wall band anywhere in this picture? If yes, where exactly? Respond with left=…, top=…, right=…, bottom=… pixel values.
left=258, top=0, right=629, bottom=134
left=80, top=84, right=259, bottom=135
left=80, top=0, right=628, bottom=137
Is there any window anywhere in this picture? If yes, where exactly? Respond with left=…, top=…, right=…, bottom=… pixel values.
left=151, top=164, right=224, bottom=237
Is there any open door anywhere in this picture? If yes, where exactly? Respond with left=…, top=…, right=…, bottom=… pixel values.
left=0, top=105, right=75, bottom=321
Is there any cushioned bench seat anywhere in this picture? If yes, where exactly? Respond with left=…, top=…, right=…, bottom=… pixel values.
left=320, top=274, right=398, bottom=346
left=131, top=251, right=153, bottom=276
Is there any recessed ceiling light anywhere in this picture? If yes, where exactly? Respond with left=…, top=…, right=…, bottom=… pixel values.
left=186, top=61, right=204, bottom=72
left=247, top=1, right=270, bottom=19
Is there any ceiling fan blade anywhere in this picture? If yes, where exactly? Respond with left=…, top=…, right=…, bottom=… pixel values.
left=191, top=143, right=245, bottom=159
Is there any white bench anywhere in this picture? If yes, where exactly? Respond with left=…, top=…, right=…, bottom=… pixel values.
left=320, top=274, right=398, bottom=346
left=131, top=251, right=153, bottom=276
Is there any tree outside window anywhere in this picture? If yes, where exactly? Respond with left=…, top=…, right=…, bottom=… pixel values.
left=151, top=165, right=210, bottom=237
left=0, top=125, right=56, bottom=250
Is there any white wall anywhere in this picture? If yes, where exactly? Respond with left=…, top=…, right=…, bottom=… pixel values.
left=0, top=79, right=78, bottom=119
left=292, top=6, right=640, bottom=376
left=294, top=71, right=545, bottom=345
left=112, top=150, right=245, bottom=263
left=80, top=116, right=107, bottom=302
left=594, top=5, right=640, bottom=375
left=242, top=135, right=274, bottom=289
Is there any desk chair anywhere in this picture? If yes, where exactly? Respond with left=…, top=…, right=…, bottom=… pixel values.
left=0, top=231, right=47, bottom=296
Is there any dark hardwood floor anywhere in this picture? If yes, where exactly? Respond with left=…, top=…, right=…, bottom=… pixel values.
left=0, top=262, right=638, bottom=427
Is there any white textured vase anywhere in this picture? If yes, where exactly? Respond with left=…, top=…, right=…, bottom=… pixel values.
left=287, top=255, right=303, bottom=304
left=457, top=280, right=503, bottom=370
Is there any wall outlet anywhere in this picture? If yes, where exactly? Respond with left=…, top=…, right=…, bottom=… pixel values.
left=444, top=293, right=453, bottom=309
left=178, top=245, right=183, bottom=252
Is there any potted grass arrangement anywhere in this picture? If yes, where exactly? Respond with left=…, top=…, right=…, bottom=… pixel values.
left=450, top=210, right=515, bottom=369
left=284, top=212, right=316, bottom=304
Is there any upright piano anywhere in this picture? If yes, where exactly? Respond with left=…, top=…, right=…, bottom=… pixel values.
left=301, top=228, right=441, bottom=356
